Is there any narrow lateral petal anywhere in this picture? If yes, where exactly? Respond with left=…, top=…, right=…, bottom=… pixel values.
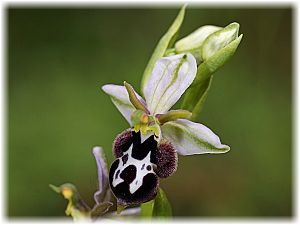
left=143, top=53, right=197, bottom=115
left=161, top=119, right=230, bottom=155
left=102, top=84, right=145, bottom=125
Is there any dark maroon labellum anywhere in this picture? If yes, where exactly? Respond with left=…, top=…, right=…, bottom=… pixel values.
left=109, top=130, right=178, bottom=205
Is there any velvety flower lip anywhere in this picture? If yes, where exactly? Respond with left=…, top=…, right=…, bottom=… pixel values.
left=102, top=53, right=230, bottom=155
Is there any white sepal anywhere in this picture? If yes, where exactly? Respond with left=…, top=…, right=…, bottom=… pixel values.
left=143, top=53, right=197, bottom=115
left=102, top=84, right=144, bottom=125
left=161, top=119, right=230, bottom=155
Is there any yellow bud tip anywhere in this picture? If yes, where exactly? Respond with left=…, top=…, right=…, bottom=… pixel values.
left=62, top=188, right=73, bottom=199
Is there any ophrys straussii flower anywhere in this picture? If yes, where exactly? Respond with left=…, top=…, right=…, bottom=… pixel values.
left=102, top=53, right=230, bottom=206
left=49, top=147, right=113, bottom=221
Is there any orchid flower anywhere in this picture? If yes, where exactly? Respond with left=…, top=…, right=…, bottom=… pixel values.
left=102, top=52, right=230, bottom=207
left=50, top=146, right=113, bottom=221
left=50, top=5, right=243, bottom=218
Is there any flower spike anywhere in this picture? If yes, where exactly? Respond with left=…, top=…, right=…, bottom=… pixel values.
left=101, top=7, right=239, bottom=208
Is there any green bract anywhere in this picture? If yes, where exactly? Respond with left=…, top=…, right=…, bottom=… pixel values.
left=140, top=5, right=186, bottom=93
left=141, top=188, right=172, bottom=218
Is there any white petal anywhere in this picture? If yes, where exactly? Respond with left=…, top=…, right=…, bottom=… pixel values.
left=102, top=84, right=144, bottom=125
left=143, top=53, right=197, bottom=114
left=161, top=119, right=230, bottom=155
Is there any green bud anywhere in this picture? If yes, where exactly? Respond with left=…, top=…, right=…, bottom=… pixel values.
left=181, top=22, right=243, bottom=120
left=201, top=22, right=240, bottom=61
left=175, top=25, right=221, bottom=63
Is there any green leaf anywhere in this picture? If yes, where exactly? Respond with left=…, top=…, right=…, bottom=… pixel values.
left=140, top=188, right=172, bottom=219
left=141, top=199, right=154, bottom=218
left=152, top=188, right=172, bottom=218
left=140, top=5, right=186, bottom=93
left=181, top=34, right=243, bottom=118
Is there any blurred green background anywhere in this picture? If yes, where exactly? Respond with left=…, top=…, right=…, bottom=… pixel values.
left=7, top=6, right=292, bottom=218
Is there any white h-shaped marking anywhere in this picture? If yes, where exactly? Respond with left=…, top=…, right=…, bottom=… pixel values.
left=112, top=134, right=155, bottom=194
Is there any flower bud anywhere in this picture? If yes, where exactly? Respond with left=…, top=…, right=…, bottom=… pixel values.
left=174, top=22, right=240, bottom=64
left=180, top=22, right=242, bottom=117
left=201, top=22, right=240, bottom=61
left=175, top=25, right=221, bottom=62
